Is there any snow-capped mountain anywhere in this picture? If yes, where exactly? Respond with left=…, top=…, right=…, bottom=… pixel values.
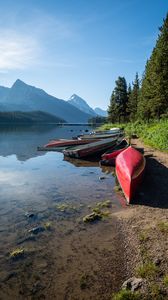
left=0, top=80, right=92, bottom=123
left=68, top=94, right=107, bottom=117
left=68, top=94, right=97, bottom=116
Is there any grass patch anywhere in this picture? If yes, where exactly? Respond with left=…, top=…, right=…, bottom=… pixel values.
left=148, top=284, right=164, bottom=300
left=44, top=222, right=52, bottom=230
left=139, top=231, right=149, bottom=243
left=83, top=212, right=102, bottom=223
left=92, top=207, right=101, bottom=214
left=113, top=185, right=122, bottom=192
left=163, top=274, right=168, bottom=287
left=136, top=262, right=159, bottom=279
left=101, top=210, right=111, bottom=217
left=99, top=120, right=168, bottom=151
left=139, top=245, right=149, bottom=263
left=80, top=274, right=89, bottom=289
left=96, top=200, right=111, bottom=208
left=55, top=203, right=77, bottom=212
left=10, top=248, right=24, bottom=259
left=157, top=221, right=168, bottom=233
left=112, top=289, right=141, bottom=300
left=87, top=200, right=112, bottom=221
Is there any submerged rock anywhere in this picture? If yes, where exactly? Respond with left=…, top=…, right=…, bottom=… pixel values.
left=99, top=176, right=106, bottom=180
left=28, top=226, right=45, bottom=234
left=25, top=212, right=36, bottom=219
left=83, top=212, right=102, bottom=223
left=10, top=248, right=25, bottom=260
left=96, top=200, right=111, bottom=208
left=17, top=235, right=36, bottom=245
left=2, top=271, right=18, bottom=282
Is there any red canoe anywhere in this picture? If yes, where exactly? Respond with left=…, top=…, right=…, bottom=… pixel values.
left=44, top=138, right=98, bottom=148
left=116, top=146, right=146, bottom=204
left=100, top=139, right=129, bottom=166
left=102, top=139, right=128, bottom=160
left=63, top=137, right=118, bottom=158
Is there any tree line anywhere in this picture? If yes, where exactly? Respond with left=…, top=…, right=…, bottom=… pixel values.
left=0, top=111, right=65, bottom=124
left=108, top=13, right=168, bottom=123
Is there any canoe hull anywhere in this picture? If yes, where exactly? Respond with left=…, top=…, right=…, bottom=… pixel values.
left=100, top=139, right=129, bottom=166
left=44, top=138, right=98, bottom=148
left=78, top=132, right=123, bottom=140
left=63, top=137, right=118, bottom=158
left=116, top=146, right=145, bottom=204
left=100, top=158, right=115, bottom=166
left=102, top=139, right=128, bottom=160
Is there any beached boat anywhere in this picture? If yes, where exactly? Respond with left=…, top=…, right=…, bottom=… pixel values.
left=45, top=138, right=97, bottom=148
left=77, top=133, right=118, bottom=140
left=37, top=138, right=98, bottom=151
left=115, top=146, right=146, bottom=204
left=90, top=127, right=121, bottom=135
left=63, top=136, right=118, bottom=158
left=74, top=127, right=123, bottom=140
left=100, top=139, right=129, bottom=166
left=77, top=131, right=123, bottom=140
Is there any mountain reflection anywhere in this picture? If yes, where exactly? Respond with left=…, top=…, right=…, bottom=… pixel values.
left=0, top=125, right=92, bottom=162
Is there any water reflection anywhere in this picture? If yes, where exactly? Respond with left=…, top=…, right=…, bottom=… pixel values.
left=0, top=125, right=125, bottom=300
left=0, top=124, right=92, bottom=161
left=63, top=156, right=99, bottom=167
left=63, top=156, right=114, bottom=174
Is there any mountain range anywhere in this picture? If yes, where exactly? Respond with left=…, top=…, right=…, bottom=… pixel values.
left=0, top=79, right=107, bottom=123
left=68, top=94, right=107, bottom=117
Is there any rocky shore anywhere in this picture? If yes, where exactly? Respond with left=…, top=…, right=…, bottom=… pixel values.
left=113, top=138, right=168, bottom=299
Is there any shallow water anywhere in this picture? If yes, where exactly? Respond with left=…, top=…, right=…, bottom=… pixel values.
left=0, top=125, right=126, bottom=300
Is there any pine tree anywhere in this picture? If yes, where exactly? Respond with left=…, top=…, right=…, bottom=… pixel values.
left=127, top=73, right=140, bottom=121
left=154, top=13, right=168, bottom=118
left=108, top=77, right=128, bottom=123
left=138, top=13, right=168, bottom=120
left=137, top=60, right=154, bottom=121
left=108, top=91, right=119, bottom=122
left=127, top=83, right=132, bottom=101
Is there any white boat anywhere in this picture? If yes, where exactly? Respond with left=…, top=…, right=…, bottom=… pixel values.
left=77, top=127, right=123, bottom=140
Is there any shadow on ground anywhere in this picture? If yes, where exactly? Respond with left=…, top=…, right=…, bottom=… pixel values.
left=133, top=154, right=168, bottom=209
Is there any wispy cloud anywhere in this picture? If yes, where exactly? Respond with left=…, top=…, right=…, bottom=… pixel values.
left=0, top=29, right=39, bottom=72
left=0, top=9, right=78, bottom=72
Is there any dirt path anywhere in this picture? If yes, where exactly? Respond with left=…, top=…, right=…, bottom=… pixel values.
left=114, top=138, right=168, bottom=298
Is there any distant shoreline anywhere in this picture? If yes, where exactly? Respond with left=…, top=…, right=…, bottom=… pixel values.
left=0, top=123, right=97, bottom=126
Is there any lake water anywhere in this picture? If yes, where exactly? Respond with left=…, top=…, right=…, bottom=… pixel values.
left=0, top=125, right=127, bottom=300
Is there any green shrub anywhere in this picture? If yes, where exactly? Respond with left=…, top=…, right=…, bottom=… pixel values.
left=112, top=289, right=141, bottom=300
left=157, top=221, right=168, bottom=233
left=99, top=120, right=168, bottom=151
left=80, top=274, right=89, bottom=289
left=163, top=274, right=168, bottom=286
left=136, top=262, right=159, bottom=279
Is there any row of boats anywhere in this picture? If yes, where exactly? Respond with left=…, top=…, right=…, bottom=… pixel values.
left=38, top=128, right=146, bottom=204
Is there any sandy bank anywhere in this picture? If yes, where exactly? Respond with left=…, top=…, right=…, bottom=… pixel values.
left=113, top=138, right=168, bottom=298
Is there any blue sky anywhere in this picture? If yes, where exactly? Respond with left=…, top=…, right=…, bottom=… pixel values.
left=0, top=0, right=167, bottom=109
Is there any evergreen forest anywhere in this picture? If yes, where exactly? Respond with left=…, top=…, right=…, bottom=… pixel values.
left=108, top=13, right=168, bottom=124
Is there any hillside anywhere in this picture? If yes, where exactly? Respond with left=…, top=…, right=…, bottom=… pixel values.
left=94, top=107, right=107, bottom=117
left=68, top=94, right=96, bottom=116
left=0, top=111, right=65, bottom=124
left=0, top=80, right=92, bottom=123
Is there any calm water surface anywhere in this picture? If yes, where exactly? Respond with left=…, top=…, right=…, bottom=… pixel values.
left=0, top=125, right=126, bottom=300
